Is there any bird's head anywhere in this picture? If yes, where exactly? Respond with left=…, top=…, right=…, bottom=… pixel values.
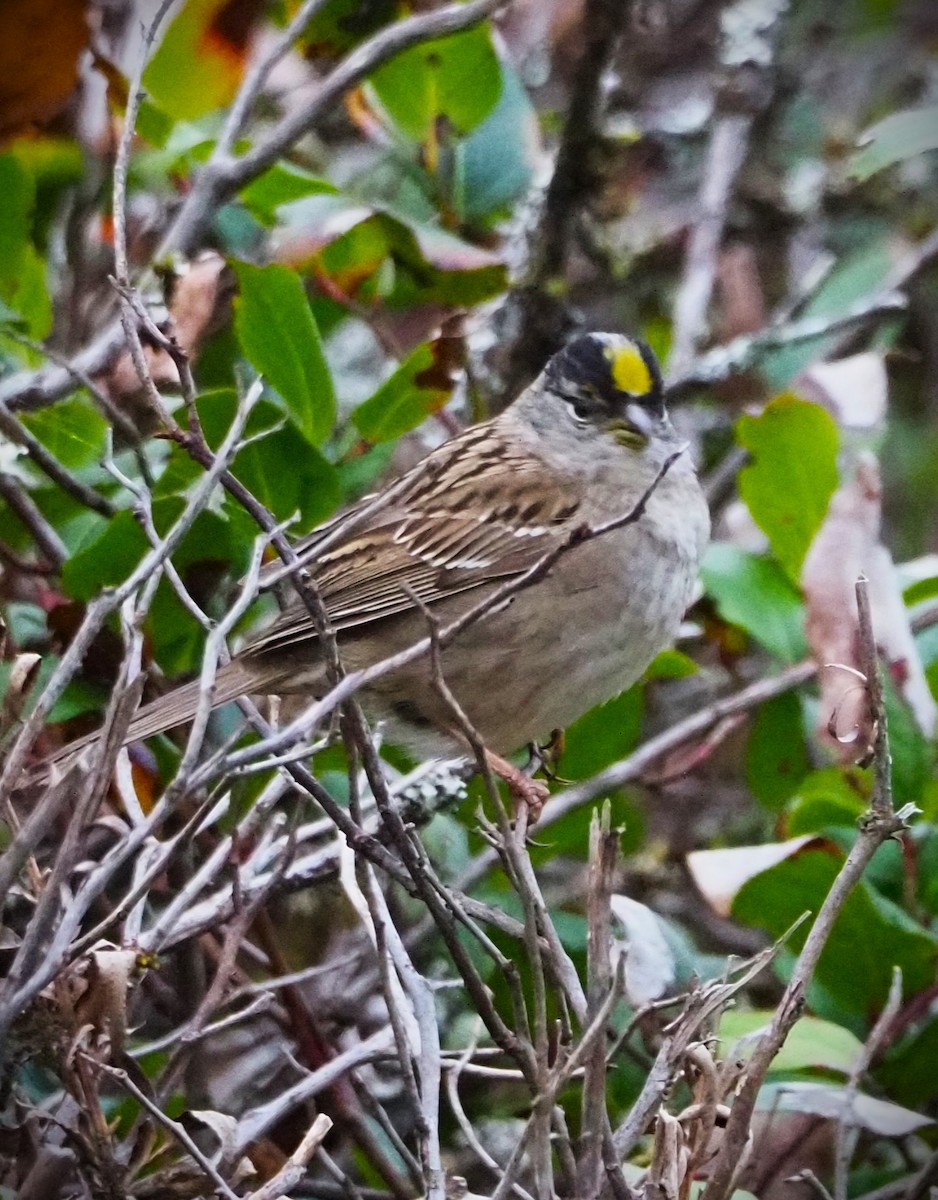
left=543, top=332, right=671, bottom=450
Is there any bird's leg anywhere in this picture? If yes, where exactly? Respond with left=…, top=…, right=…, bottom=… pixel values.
left=531, top=728, right=568, bottom=782
left=483, top=749, right=551, bottom=823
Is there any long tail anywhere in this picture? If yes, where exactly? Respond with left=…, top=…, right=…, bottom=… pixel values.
left=46, top=658, right=265, bottom=769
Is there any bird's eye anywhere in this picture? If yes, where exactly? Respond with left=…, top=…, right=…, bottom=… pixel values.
left=561, top=392, right=592, bottom=424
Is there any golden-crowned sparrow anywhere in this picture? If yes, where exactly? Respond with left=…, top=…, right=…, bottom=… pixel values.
left=56, top=332, right=709, bottom=781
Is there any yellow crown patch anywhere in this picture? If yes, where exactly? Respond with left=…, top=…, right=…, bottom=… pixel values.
left=606, top=343, right=652, bottom=395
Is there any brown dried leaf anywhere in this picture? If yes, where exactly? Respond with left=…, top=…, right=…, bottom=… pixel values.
left=1, top=652, right=41, bottom=731
left=64, top=946, right=140, bottom=1059
left=101, top=253, right=233, bottom=411
left=802, top=454, right=936, bottom=758
left=716, top=244, right=766, bottom=342
left=798, top=353, right=888, bottom=431
left=0, top=0, right=88, bottom=143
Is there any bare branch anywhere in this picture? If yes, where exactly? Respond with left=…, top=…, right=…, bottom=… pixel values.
left=698, top=577, right=911, bottom=1200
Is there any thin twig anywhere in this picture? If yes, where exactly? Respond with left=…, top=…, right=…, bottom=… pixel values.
left=669, top=114, right=753, bottom=378
left=699, top=577, right=911, bottom=1200
left=501, top=0, right=633, bottom=390
left=833, top=966, right=903, bottom=1200
left=96, top=1061, right=240, bottom=1200
left=0, top=472, right=68, bottom=565
left=0, top=399, right=114, bottom=516
left=577, top=803, right=618, bottom=1198
left=242, top=1113, right=334, bottom=1200
left=112, top=0, right=179, bottom=287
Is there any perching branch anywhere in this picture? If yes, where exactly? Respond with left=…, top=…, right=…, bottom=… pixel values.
left=698, top=576, right=913, bottom=1200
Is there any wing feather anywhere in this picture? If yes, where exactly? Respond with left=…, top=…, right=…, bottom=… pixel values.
left=244, top=422, right=581, bottom=659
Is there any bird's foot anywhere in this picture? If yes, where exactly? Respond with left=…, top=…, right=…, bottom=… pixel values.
left=525, top=729, right=571, bottom=784
left=484, top=750, right=551, bottom=823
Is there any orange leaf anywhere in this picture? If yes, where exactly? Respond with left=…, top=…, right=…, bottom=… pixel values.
left=0, top=0, right=88, bottom=143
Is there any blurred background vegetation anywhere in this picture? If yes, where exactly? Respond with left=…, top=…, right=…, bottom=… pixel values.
left=1, top=0, right=938, bottom=1197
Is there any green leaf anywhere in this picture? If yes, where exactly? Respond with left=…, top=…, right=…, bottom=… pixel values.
left=883, top=674, right=933, bottom=806
left=232, top=425, right=340, bottom=529
left=746, top=692, right=810, bottom=811
left=61, top=510, right=150, bottom=601
left=369, top=24, right=501, bottom=142
left=0, top=656, right=104, bottom=724
left=561, top=687, right=644, bottom=783
left=143, top=0, right=244, bottom=120
left=737, top=395, right=839, bottom=583
left=733, top=849, right=938, bottom=1017
left=903, top=574, right=938, bottom=606
left=300, top=0, right=396, bottom=55
left=851, top=105, right=938, bottom=180
left=719, top=1011, right=863, bottom=1076
left=787, top=767, right=870, bottom=835
left=7, top=246, right=52, bottom=338
left=878, top=1015, right=938, bottom=1108
left=645, top=649, right=698, bottom=680
left=240, top=165, right=337, bottom=223
left=22, top=397, right=108, bottom=468
left=456, top=59, right=538, bottom=222
left=758, top=240, right=894, bottom=391
left=233, top=262, right=336, bottom=446
left=275, top=193, right=507, bottom=306
left=0, top=154, right=33, bottom=287
left=352, top=342, right=453, bottom=443
left=702, top=544, right=808, bottom=663
left=390, top=220, right=506, bottom=305
left=196, top=389, right=340, bottom=530
left=0, top=155, right=51, bottom=337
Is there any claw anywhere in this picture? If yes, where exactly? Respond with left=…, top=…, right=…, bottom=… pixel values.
left=484, top=750, right=551, bottom=822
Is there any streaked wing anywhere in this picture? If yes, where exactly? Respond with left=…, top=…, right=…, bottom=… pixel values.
left=245, top=423, right=581, bottom=657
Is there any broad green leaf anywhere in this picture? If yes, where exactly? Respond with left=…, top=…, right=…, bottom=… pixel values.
left=22, top=397, right=108, bottom=468
left=10, top=135, right=84, bottom=192
left=746, top=692, right=810, bottom=810
left=719, top=1012, right=863, bottom=1075
left=369, top=25, right=501, bottom=143
left=561, top=686, right=644, bottom=782
left=0, top=154, right=34, bottom=285
left=231, top=425, right=340, bottom=529
left=702, top=544, right=808, bottom=663
left=759, top=239, right=894, bottom=391
left=0, top=656, right=104, bottom=724
left=234, top=262, right=335, bottom=446
left=456, top=59, right=538, bottom=222
left=391, top=221, right=506, bottom=305
left=687, top=835, right=822, bottom=916
left=645, top=649, right=698, bottom=680
left=7, top=246, right=53, bottom=338
left=196, top=389, right=340, bottom=530
left=61, top=510, right=150, bottom=600
left=883, top=674, right=933, bottom=806
left=878, top=1016, right=938, bottom=1108
left=851, top=105, right=938, bottom=180
left=737, top=395, right=839, bottom=583
left=240, top=166, right=337, bottom=223
left=144, top=0, right=245, bottom=120
left=903, top=574, right=938, bottom=606
left=733, top=849, right=938, bottom=1016
left=787, top=767, right=870, bottom=835
left=352, top=342, right=455, bottom=443
left=0, top=155, right=51, bottom=336
left=301, top=0, right=396, bottom=55
left=276, top=193, right=507, bottom=306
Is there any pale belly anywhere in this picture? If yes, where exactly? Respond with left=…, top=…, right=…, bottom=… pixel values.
left=362, top=519, right=701, bottom=758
